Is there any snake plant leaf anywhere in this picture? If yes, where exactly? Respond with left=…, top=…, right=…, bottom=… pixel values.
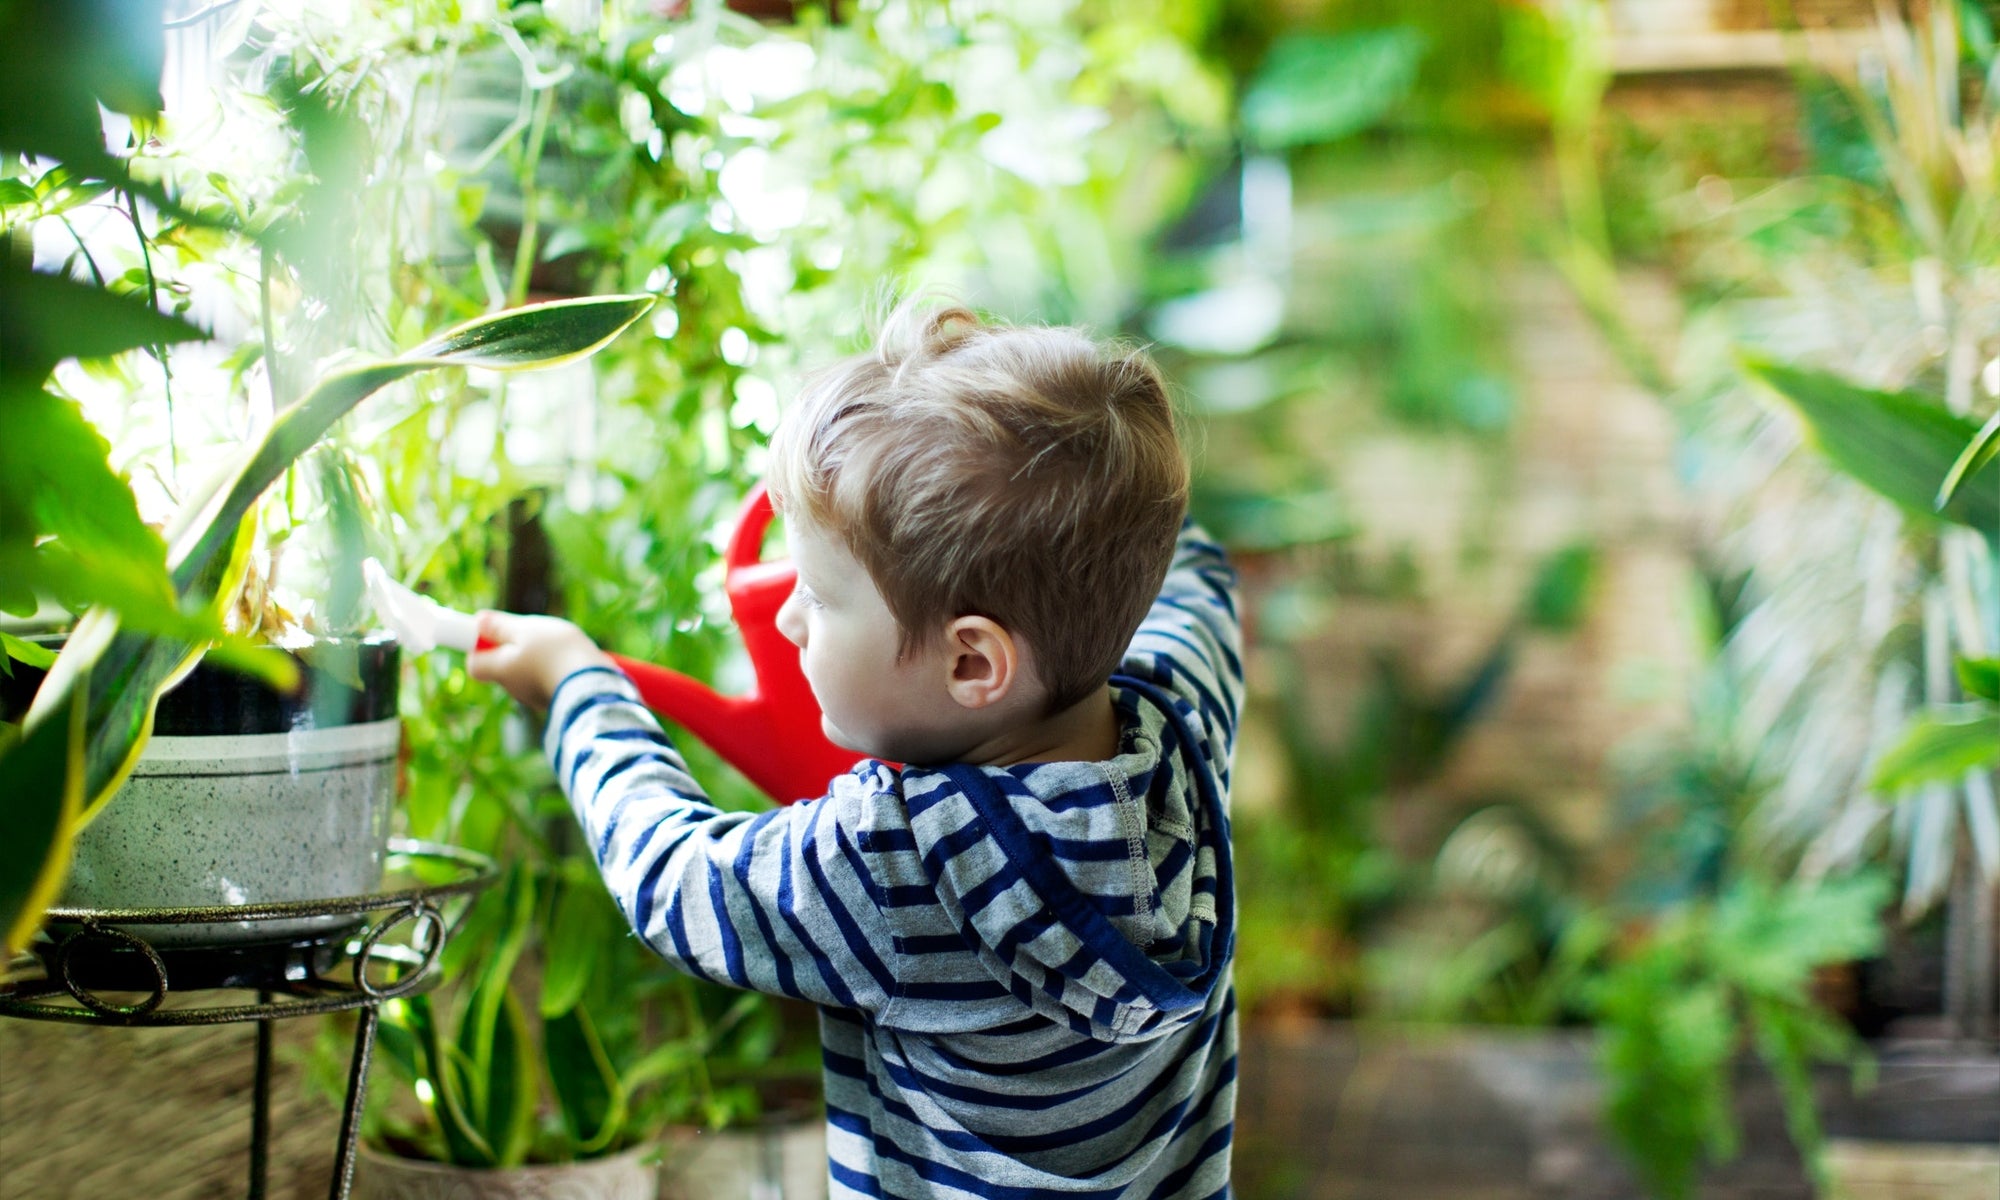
left=0, top=679, right=86, bottom=959
left=1937, top=405, right=2000, bottom=509
left=479, top=986, right=539, bottom=1167
left=458, top=866, right=537, bottom=1165
left=1868, top=707, right=2000, bottom=794
left=407, top=293, right=657, bottom=367
left=404, top=992, right=498, bottom=1166
left=164, top=295, right=652, bottom=601
left=546, top=1004, right=630, bottom=1155
left=1742, top=357, right=2000, bottom=530
left=539, top=875, right=608, bottom=1019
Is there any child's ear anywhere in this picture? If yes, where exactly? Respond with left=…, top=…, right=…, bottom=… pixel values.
left=941, top=615, right=1022, bottom=710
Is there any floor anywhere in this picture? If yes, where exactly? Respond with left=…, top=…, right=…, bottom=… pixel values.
left=3, top=1011, right=1996, bottom=1199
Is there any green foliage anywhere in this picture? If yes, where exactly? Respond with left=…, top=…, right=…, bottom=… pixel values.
left=1236, top=539, right=1602, bottom=1020
left=0, top=262, right=207, bottom=378
left=1742, top=357, right=2000, bottom=531
left=1240, top=29, right=1425, bottom=150
left=1524, top=543, right=1598, bottom=633
left=0, top=388, right=177, bottom=625
left=1939, top=405, right=2000, bottom=505
left=1870, top=708, right=2000, bottom=794
left=0, top=681, right=84, bottom=957
left=1584, top=875, right=1889, bottom=1200
left=0, top=0, right=165, bottom=172
left=1959, top=656, right=2000, bottom=702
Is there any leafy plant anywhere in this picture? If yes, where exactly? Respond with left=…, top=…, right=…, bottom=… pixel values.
left=1581, top=0, right=2000, bottom=1046
left=0, top=288, right=651, bottom=960
left=369, top=863, right=779, bottom=1166
left=1584, top=874, right=1889, bottom=1200
left=1710, top=14, right=2000, bottom=1052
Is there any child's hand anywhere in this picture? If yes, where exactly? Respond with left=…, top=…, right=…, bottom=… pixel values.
left=467, top=611, right=615, bottom=712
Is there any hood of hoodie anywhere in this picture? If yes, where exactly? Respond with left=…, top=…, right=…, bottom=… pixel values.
left=901, top=681, right=1234, bottom=1042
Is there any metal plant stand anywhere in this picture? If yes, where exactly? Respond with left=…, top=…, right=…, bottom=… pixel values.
left=0, top=839, right=496, bottom=1200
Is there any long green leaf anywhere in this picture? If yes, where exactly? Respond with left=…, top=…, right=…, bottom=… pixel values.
left=407, top=992, right=497, bottom=1166
left=166, top=295, right=652, bottom=599
left=482, top=986, right=539, bottom=1167
left=1938, top=405, right=2000, bottom=508
left=546, top=1004, right=629, bottom=1155
left=1743, top=357, right=2000, bottom=530
left=539, top=875, right=608, bottom=1019
left=1869, top=708, right=2000, bottom=793
left=0, top=677, right=86, bottom=959
left=408, top=294, right=657, bottom=367
left=459, top=867, right=537, bottom=1165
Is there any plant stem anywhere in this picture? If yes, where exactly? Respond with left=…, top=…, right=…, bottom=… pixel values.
left=55, top=216, right=105, bottom=287
left=259, top=242, right=285, bottom=411
left=508, top=84, right=558, bottom=308
left=125, top=188, right=178, bottom=484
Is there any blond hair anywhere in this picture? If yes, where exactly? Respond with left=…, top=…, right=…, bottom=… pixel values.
left=767, top=300, right=1188, bottom=712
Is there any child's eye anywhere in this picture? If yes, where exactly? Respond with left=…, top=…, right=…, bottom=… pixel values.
left=794, top=583, right=825, bottom=610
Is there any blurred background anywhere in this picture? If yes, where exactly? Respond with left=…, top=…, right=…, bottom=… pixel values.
left=1, top=1, right=1997, bottom=1198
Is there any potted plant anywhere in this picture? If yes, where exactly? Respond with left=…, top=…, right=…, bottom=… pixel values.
left=0, top=0, right=652, bottom=964
left=348, top=859, right=814, bottom=1198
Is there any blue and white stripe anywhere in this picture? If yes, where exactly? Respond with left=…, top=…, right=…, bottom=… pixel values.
left=546, top=525, right=1243, bottom=1199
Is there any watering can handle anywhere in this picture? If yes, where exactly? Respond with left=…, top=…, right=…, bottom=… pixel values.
left=724, top=484, right=778, bottom=579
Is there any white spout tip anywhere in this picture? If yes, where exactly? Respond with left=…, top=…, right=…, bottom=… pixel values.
left=362, top=557, right=438, bottom=655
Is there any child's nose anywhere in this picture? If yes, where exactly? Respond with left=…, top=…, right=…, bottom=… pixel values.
left=776, top=589, right=807, bottom=648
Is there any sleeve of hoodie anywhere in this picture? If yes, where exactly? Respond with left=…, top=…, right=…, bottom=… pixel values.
left=542, top=666, right=899, bottom=1013
left=1121, top=520, right=1244, bottom=773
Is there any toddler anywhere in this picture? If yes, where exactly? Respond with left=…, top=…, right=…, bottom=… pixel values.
left=472, top=301, right=1243, bottom=1200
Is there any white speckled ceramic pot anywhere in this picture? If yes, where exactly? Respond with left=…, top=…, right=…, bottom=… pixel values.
left=351, top=1144, right=659, bottom=1200
left=4, top=636, right=401, bottom=947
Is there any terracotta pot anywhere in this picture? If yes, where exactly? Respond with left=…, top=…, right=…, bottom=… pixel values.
left=659, top=1110, right=826, bottom=1200
left=351, top=1143, right=659, bottom=1200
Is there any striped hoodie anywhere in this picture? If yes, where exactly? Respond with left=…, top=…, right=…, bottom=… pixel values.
left=545, top=524, right=1242, bottom=1200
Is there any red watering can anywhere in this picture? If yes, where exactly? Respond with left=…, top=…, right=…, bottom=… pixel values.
left=368, top=485, right=864, bottom=805
left=605, top=484, right=865, bottom=804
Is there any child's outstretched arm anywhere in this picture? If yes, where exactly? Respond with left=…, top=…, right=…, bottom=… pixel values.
left=1120, top=521, right=1245, bottom=772
left=469, top=612, right=899, bottom=1014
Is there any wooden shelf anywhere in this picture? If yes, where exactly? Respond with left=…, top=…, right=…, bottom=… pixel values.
left=1610, top=28, right=1880, bottom=75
